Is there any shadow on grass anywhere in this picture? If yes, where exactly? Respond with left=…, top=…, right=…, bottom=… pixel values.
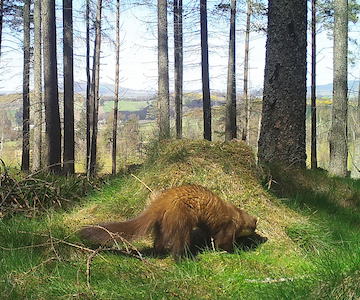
left=268, top=167, right=360, bottom=241
left=104, top=231, right=268, bottom=260
left=235, top=233, right=268, bottom=251
left=278, top=187, right=360, bottom=231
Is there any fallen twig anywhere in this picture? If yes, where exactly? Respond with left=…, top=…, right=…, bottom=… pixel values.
left=91, top=225, right=145, bottom=260
left=86, top=247, right=102, bottom=288
left=131, top=174, right=153, bottom=192
left=0, top=242, right=57, bottom=251
left=24, top=257, right=58, bottom=275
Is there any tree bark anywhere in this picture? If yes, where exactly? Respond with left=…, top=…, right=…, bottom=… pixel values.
left=258, top=0, right=307, bottom=168
left=88, top=0, right=103, bottom=176
left=225, top=0, right=236, bottom=141
left=21, top=0, right=30, bottom=172
left=352, top=79, right=360, bottom=178
left=63, top=0, right=75, bottom=174
left=33, top=0, right=42, bottom=171
left=43, top=0, right=61, bottom=173
left=329, top=0, right=348, bottom=177
left=157, top=0, right=170, bottom=140
left=112, top=0, right=120, bottom=175
left=242, top=0, right=251, bottom=143
left=311, top=0, right=317, bottom=170
left=200, top=0, right=211, bottom=141
left=174, top=0, right=183, bottom=139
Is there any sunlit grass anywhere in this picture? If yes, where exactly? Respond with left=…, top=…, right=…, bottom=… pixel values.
left=1, top=140, right=360, bottom=299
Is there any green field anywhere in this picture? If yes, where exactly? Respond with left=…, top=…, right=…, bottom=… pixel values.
left=102, top=100, right=150, bottom=112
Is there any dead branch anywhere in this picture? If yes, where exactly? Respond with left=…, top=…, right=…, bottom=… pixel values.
left=0, top=242, right=57, bottom=251
left=91, top=225, right=145, bottom=260
left=24, top=257, right=58, bottom=275
left=86, top=247, right=102, bottom=288
left=131, top=174, right=153, bottom=192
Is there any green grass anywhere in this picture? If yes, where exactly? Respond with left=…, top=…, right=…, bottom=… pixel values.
left=1, top=140, right=360, bottom=299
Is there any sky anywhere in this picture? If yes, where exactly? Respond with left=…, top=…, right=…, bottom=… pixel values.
left=0, top=0, right=358, bottom=96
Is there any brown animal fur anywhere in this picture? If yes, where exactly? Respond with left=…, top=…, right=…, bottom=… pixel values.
left=79, top=185, right=257, bottom=257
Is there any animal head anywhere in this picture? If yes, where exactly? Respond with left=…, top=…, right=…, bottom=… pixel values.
left=235, top=208, right=257, bottom=237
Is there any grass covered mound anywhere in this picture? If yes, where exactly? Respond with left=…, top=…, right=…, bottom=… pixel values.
left=69, top=140, right=304, bottom=244
left=1, top=139, right=360, bottom=299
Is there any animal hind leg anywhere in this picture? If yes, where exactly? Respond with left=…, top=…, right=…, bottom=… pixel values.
left=162, top=209, right=195, bottom=258
left=153, top=222, right=166, bottom=255
left=171, top=230, right=191, bottom=258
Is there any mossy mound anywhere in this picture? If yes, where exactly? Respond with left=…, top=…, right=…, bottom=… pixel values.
left=68, top=139, right=307, bottom=251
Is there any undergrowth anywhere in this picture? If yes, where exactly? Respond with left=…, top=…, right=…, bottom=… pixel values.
left=0, top=162, right=104, bottom=217
left=1, top=140, right=360, bottom=299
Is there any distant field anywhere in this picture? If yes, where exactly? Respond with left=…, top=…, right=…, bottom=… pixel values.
left=0, top=93, right=21, bottom=104
left=102, top=100, right=150, bottom=112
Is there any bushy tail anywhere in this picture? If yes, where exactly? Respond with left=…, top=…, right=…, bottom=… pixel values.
left=79, top=210, right=156, bottom=245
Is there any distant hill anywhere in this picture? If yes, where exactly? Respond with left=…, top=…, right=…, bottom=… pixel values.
left=73, top=82, right=156, bottom=100
left=1, top=80, right=358, bottom=101
left=306, top=80, right=359, bottom=98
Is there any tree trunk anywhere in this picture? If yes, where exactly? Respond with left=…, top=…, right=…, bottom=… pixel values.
left=225, top=0, right=236, bottom=141
left=257, top=0, right=307, bottom=168
left=0, top=129, right=3, bottom=153
left=86, top=0, right=91, bottom=172
left=242, top=0, right=251, bottom=143
left=158, top=0, right=170, bottom=140
left=88, top=0, right=103, bottom=176
left=112, top=0, right=120, bottom=175
left=200, top=0, right=211, bottom=141
left=311, top=0, right=317, bottom=170
left=21, top=0, right=30, bottom=172
left=0, top=0, right=3, bottom=59
left=63, top=0, right=75, bottom=174
left=174, top=0, right=183, bottom=139
left=33, top=0, right=42, bottom=171
left=329, top=0, right=348, bottom=177
left=352, top=79, right=360, bottom=178
left=43, top=0, right=61, bottom=173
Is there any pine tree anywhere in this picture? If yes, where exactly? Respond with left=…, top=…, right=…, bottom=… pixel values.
left=174, top=0, right=183, bottom=139
left=43, top=0, right=61, bottom=173
left=33, top=0, right=43, bottom=171
left=200, top=0, right=211, bottom=141
left=329, top=0, right=348, bottom=177
left=63, top=0, right=75, bottom=174
left=258, top=0, right=307, bottom=167
left=158, top=0, right=170, bottom=139
left=225, top=0, right=237, bottom=141
left=21, top=0, right=30, bottom=172
left=112, top=0, right=120, bottom=174
left=242, top=0, right=251, bottom=142
left=88, top=0, right=103, bottom=176
left=310, top=0, right=317, bottom=170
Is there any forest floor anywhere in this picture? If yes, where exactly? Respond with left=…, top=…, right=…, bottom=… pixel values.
left=1, top=140, right=360, bottom=299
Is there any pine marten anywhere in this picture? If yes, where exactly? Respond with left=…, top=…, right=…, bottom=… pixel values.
left=79, top=184, right=257, bottom=257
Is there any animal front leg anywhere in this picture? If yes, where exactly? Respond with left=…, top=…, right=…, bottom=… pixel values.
left=214, top=223, right=236, bottom=252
